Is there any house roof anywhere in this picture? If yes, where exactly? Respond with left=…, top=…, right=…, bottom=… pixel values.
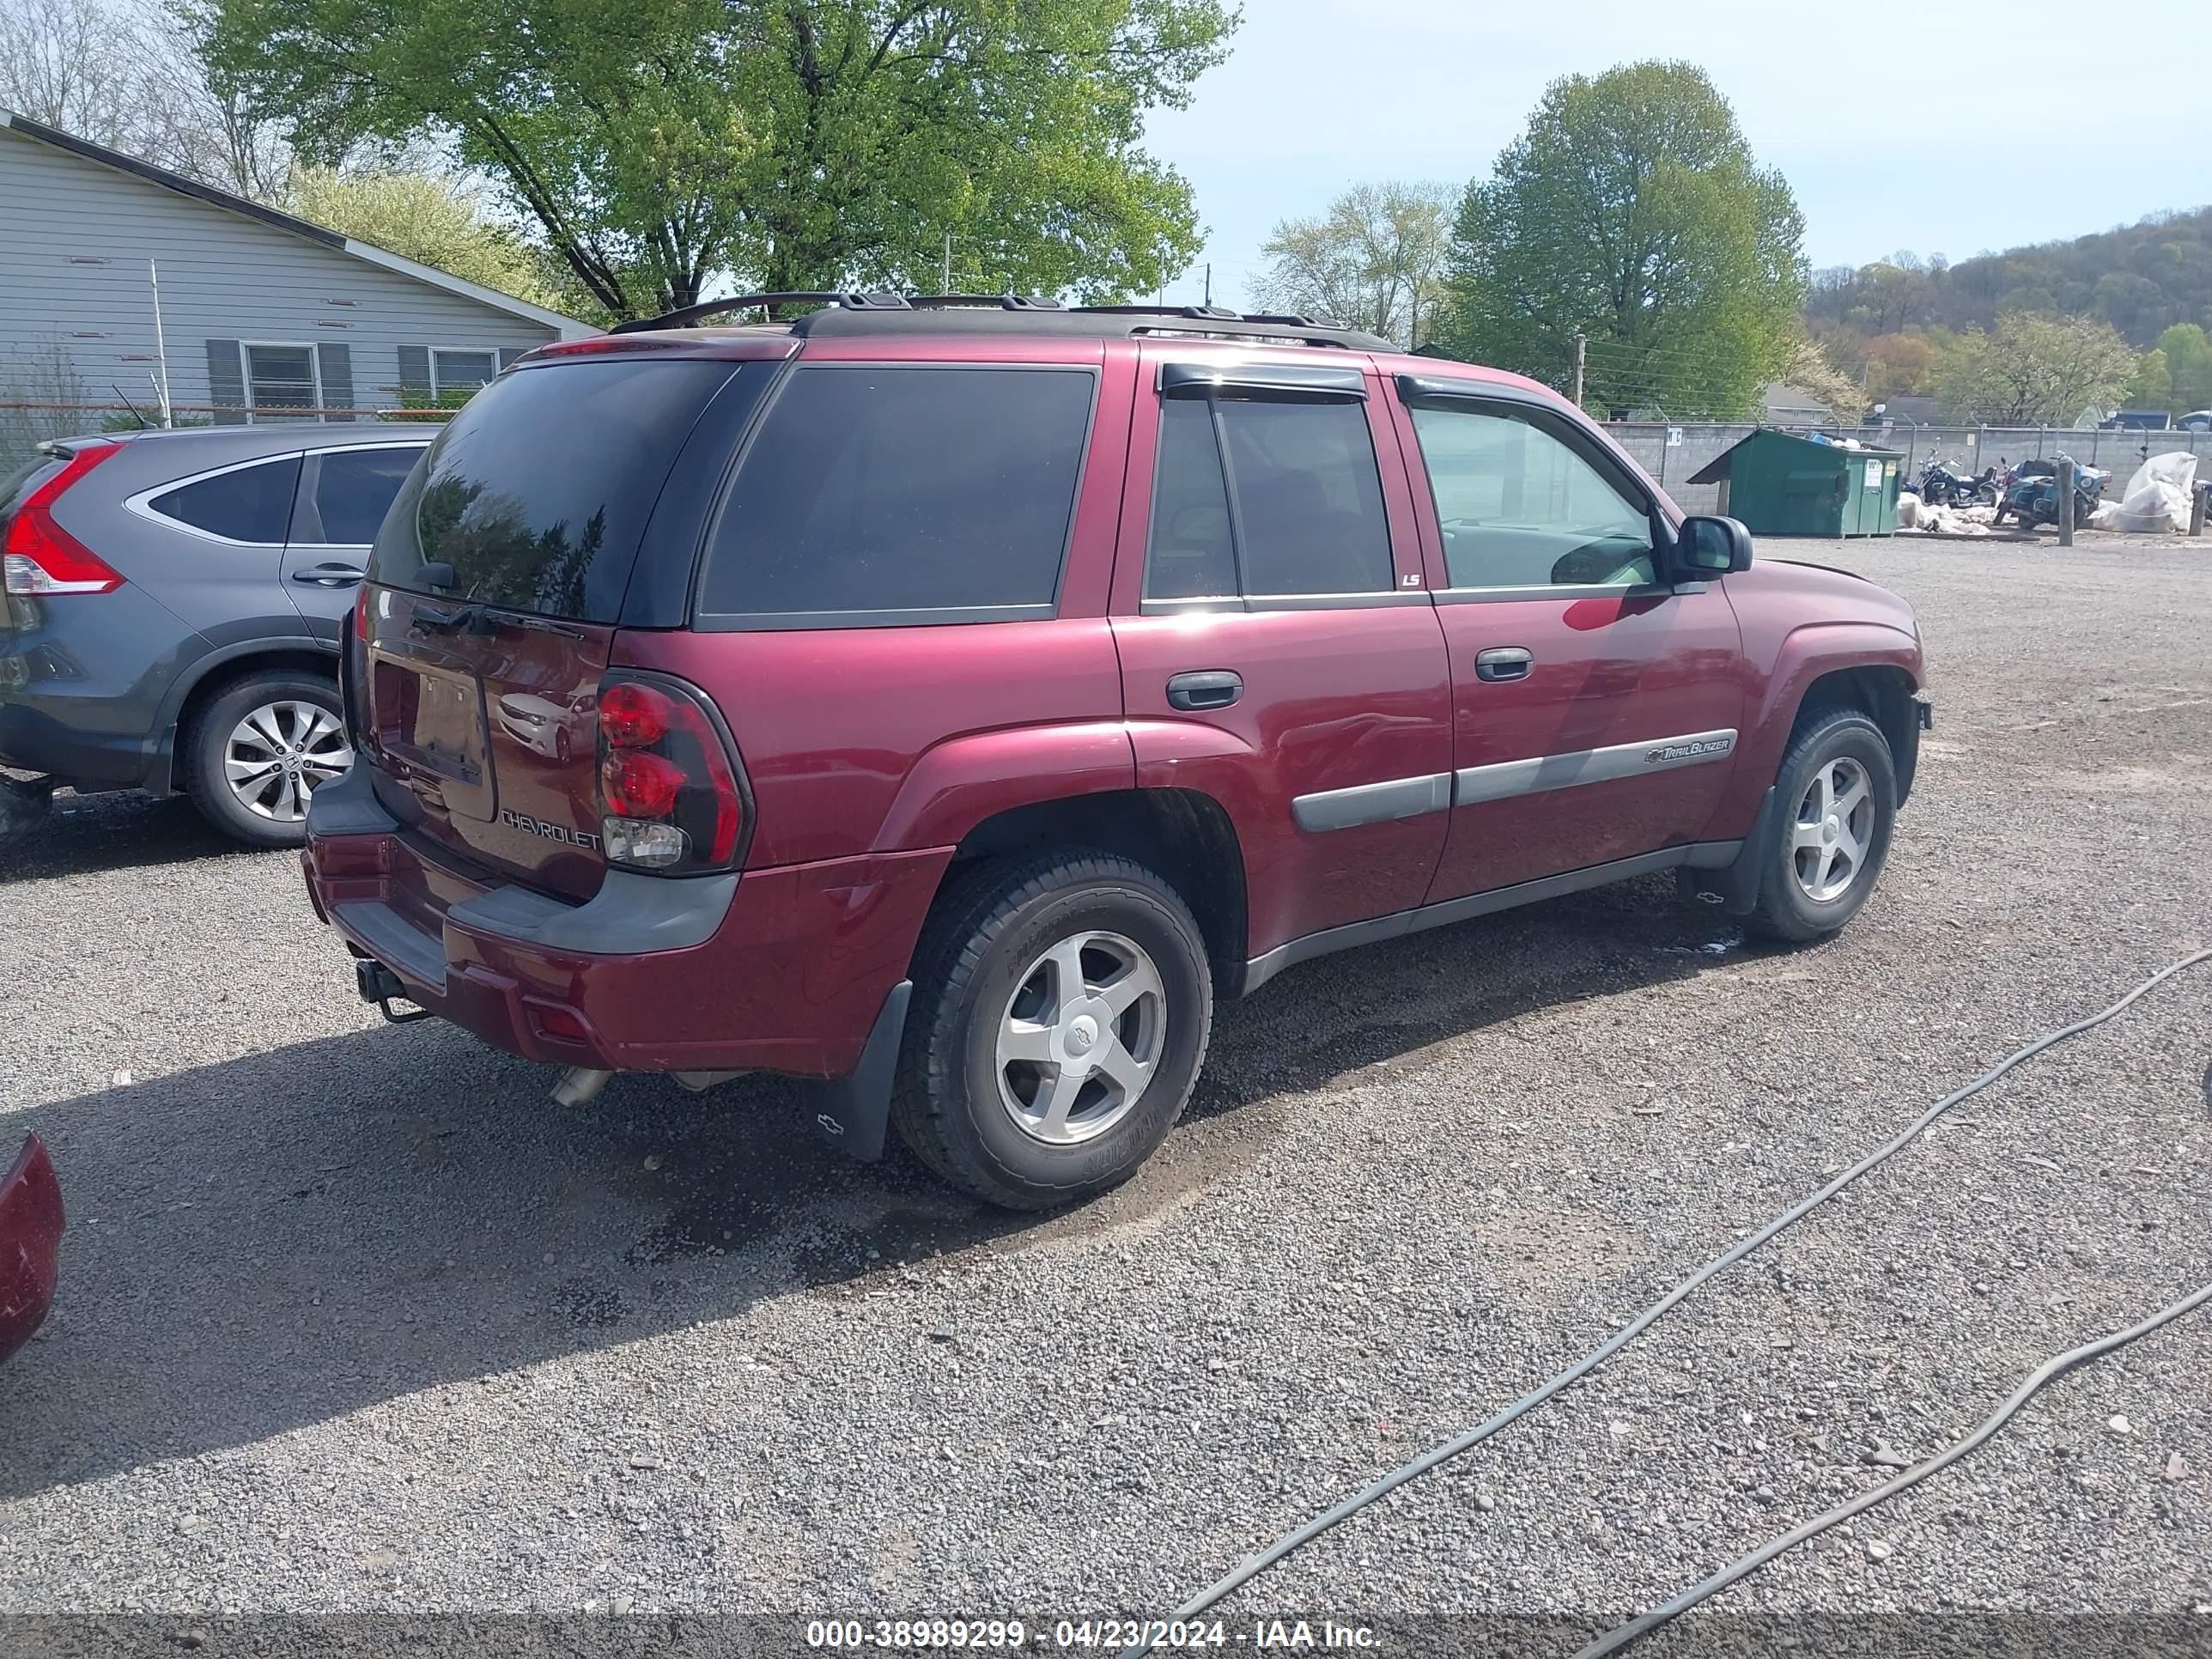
left=0, top=108, right=596, bottom=339
left=1760, top=380, right=1832, bottom=421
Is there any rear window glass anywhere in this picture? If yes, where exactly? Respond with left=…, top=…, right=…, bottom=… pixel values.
left=148, top=456, right=301, bottom=544
left=294, top=447, right=422, bottom=544
left=698, top=366, right=1095, bottom=623
left=371, top=361, right=738, bottom=622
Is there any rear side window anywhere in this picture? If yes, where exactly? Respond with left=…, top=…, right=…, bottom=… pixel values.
left=698, top=366, right=1095, bottom=626
left=147, top=456, right=301, bottom=544
left=372, top=360, right=742, bottom=623
left=293, top=447, right=422, bottom=544
left=1145, top=393, right=1394, bottom=600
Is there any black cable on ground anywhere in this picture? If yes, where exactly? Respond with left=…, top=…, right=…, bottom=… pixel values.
left=1121, top=946, right=2212, bottom=1655
left=1574, top=1277, right=2212, bottom=1657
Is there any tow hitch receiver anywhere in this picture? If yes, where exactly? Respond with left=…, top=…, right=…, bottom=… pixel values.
left=356, top=958, right=434, bottom=1025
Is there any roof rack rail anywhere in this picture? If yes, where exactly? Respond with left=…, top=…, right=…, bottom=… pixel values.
left=599, top=292, right=1396, bottom=351
left=610, top=291, right=912, bottom=334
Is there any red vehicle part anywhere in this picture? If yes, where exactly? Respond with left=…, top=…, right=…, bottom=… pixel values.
left=0, top=1134, right=63, bottom=1364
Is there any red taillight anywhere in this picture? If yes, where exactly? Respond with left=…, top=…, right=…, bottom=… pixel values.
left=351, top=583, right=370, bottom=640
left=600, top=750, right=685, bottom=817
left=592, top=672, right=747, bottom=872
left=599, top=682, right=670, bottom=748
left=3, top=442, right=124, bottom=597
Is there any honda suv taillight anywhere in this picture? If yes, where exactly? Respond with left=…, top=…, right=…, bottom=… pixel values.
left=594, top=672, right=750, bottom=873
left=3, top=441, right=124, bottom=597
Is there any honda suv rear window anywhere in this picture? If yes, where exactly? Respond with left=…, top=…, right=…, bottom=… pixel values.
left=371, top=360, right=744, bottom=623
left=696, top=366, right=1096, bottom=628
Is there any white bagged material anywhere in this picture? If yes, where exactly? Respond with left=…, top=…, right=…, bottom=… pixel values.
left=2108, top=451, right=2198, bottom=534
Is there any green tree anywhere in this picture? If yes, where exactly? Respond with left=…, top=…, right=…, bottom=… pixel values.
left=288, top=166, right=564, bottom=309
left=1436, top=60, right=1806, bottom=418
left=206, top=0, right=1232, bottom=322
left=1777, top=334, right=1866, bottom=424
left=1254, top=181, right=1454, bottom=349
left=2154, top=324, right=2212, bottom=414
left=1934, top=313, right=2136, bottom=425
left=2124, top=348, right=2172, bottom=413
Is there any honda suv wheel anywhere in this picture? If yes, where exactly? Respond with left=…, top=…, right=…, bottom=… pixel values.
left=184, top=672, right=351, bottom=848
left=894, top=851, right=1213, bottom=1210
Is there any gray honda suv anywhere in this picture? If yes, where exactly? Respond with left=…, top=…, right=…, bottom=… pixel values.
left=1, top=422, right=437, bottom=846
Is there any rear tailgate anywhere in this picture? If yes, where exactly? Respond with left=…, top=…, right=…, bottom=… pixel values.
left=361, top=351, right=781, bottom=899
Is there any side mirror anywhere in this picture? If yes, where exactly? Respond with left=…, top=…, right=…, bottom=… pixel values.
left=1674, top=515, right=1753, bottom=577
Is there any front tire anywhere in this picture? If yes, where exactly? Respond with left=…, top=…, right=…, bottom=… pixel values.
left=182, top=672, right=351, bottom=848
left=1744, top=708, right=1898, bottom=944
left=892, top=850, right=1214, bottom=1210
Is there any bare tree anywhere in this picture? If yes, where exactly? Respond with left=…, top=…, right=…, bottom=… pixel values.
left=124, top=2, right=289, bottom=200
left=0, top=0, right=289, bottom=200
left=1254, top=181, right=1454, bottom=349
left=0, top=0, right=141, bottom=141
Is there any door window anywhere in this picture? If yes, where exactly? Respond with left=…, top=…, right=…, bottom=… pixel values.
left=292, top=447, right=422, bottom=544
left=1145, top=393, right=1394, bottom=600
left=1407, top=402, right=1656, bottom=589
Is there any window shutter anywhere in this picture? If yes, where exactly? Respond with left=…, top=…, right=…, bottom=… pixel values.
left=397, top=345, right=432, bottom=404
left=497, top=348, right=528, bottom=372
left=316, top=343, right=356, bottom=422
left=204, top=339, right=246, bottom=425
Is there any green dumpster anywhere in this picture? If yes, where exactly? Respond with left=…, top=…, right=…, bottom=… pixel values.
left=1688, top=429, right=1901, bottom=538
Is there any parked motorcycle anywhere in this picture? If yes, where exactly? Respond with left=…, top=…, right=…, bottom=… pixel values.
left=1992, top=455, right=2106, bottom=529
left=1916, top=456, right=1999, bottom=507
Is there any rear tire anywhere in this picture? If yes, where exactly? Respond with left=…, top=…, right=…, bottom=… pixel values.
left=1744, top=708, right=1898, bottom=945
left=891, top=850, right=1213, bottom=1210
left=182, top=672, right=350, bottom=848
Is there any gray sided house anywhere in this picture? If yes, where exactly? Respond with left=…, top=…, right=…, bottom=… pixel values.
left=0, top=110, right=593, bottom=451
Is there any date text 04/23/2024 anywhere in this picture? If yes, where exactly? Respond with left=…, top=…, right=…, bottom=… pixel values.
left=804, top=1620, right=1382, bottom=1650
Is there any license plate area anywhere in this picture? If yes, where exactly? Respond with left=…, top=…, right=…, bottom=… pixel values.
left=369, top=644, right=497, bottom=822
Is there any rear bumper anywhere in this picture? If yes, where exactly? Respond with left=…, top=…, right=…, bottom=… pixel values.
left=0, top=699, right=155, bottom=790
left=0, top=1135, right=64, bottom=1365
left=301, top=767, right=951, bottom=1079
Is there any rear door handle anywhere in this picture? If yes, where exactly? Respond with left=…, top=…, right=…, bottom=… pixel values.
left=292, top=563, right=365, bottom=587
left=1166, top=670, right=1243, bottom=711
left=1474, top=647, right=1533, bottom=683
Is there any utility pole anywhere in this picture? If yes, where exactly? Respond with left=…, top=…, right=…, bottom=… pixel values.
left=1571, top=332, right=1587, bottom=409
left=1203, top=264, right=1212, bottom=308
left=942, top=232, right=951, bottom=294
left=2057, top=457, right=2075, bottom=547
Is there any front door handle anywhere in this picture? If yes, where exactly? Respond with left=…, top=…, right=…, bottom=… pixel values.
left=292, top=563, right=365, bottom=587
left=1474, top=647, right=1533, bottom=684
left=1166, top=670, right=1243, bottom=711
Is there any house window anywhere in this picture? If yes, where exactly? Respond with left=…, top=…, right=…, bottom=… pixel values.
left=430, top=349, right=499, bottom=399
left=244, top=343, right=322, bottom=422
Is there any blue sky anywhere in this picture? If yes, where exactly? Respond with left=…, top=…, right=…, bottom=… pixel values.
left=1145, top=0, right=2212, bottom=308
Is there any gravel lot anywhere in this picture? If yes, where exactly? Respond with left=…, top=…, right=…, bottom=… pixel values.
left=1, top=535, right=2207, bottom=1644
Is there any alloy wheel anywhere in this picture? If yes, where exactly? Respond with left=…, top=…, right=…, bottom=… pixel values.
left=1791, top=756, right=1873, bottom=902
left=994, top=929, right=1168, bottom=1146
left=225, top=700, right=352, bottom=823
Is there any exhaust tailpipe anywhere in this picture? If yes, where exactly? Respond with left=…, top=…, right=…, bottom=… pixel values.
left=550, top=1066, right=613, bottom=1108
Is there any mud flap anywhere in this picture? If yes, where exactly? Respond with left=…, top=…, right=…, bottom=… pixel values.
left=805, top=980, right=912, bottom=1163
left=0, top=773, right=55, bottom=844
left=1678, top=786, right=1778, bottom=916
